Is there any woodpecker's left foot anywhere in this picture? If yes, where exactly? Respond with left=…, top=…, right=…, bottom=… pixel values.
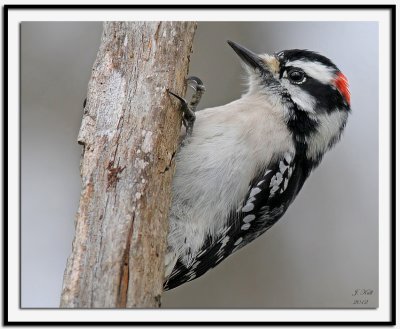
left=187, top=76, right=206, bottom=112
left=168, top=76, right=206, bottom=137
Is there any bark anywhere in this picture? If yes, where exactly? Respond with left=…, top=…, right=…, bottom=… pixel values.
left=60, top=21, right=197, bottom=308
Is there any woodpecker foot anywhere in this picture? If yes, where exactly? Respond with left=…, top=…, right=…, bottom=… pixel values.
left=168, top=76, right=206, bottom=138
left=167, top=90, right=196, bottom=137
left=187, top=76, right=206, bottom=112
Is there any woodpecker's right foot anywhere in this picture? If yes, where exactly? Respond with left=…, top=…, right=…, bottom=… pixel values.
left=168, top=76, right=206, bottom=138
left=167, top=91, right=196, bottom=136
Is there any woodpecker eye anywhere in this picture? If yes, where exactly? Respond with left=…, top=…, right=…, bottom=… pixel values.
left=288, top=69, right=306, bottom=84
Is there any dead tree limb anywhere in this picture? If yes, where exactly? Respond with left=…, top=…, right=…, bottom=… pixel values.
left=60, top=21, right=197, bottom=308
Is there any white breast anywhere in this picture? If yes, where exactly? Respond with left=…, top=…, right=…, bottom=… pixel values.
left=167, top=95, right=293, bottom=266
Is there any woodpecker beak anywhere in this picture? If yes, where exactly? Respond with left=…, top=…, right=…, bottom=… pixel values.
left=227, top=40, right=266, bottom=71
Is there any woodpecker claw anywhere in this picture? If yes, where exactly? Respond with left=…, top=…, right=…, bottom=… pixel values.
left=168, top=90, right=196, bottom=137
left=187, top=76, right=206, bottom=114
left=167, top=76, right=206, bottom=141
left=167, top=90, right=187, bottom=106
left=187, top=76, right=203, bottom=86
left=187, top=76, right=206, bottom=96
left=187, top=76, right=206, bottom=91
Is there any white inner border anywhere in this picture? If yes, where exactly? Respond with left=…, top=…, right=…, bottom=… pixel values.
left=7, top=6, right=392, bottom=323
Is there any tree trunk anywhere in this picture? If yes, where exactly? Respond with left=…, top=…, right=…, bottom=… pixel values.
left=60, top=21, right=197, bottom=308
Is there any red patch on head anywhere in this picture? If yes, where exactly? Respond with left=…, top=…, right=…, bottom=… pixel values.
left=334, top=72, right=350, bottom=105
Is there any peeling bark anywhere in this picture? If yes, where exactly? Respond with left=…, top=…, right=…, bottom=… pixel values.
left=60, top=21, right=197, bottom=308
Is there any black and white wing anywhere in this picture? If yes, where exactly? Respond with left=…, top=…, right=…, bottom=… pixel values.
left=164, top=152, right=306, bottom=291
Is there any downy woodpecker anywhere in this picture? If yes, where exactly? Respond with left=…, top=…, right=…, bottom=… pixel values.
left=164, top=41, right=350, bottom=290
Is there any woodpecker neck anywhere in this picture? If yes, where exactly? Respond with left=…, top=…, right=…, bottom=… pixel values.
left=286, top=106, right=348, bottom=167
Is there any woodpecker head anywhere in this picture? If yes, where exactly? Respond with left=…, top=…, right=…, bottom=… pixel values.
left=228, top=40, right=350, bottom=164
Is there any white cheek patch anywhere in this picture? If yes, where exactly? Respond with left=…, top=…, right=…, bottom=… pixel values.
left=306, top=110, right=348, bottom=159
left=285, top=60, right=336, bottom=84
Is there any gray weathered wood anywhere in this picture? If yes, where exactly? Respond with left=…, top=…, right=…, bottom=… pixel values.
left=60, top=21, right=197, bottom=308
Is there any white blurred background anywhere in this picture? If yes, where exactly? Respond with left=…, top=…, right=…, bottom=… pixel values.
left=21, top=21, right=378, bottom=308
